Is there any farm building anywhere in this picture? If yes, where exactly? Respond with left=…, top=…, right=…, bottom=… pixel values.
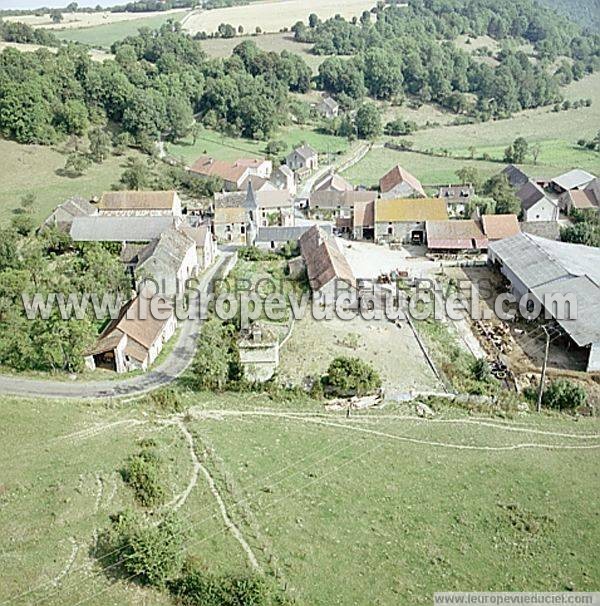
left=502, top=164, right=530, bottom=189
left=70, top=216, right=177, bottom=242
left=214, top=207, right=247, bottom=245
left=95, top=190, right=182, bottom=217
left=315, top=96, right=339, bottom=119
left=352, top=199, right=375, bottom=241
left=488, top=233, right=600, bottom=372
left=189, top=156, right=272, bottom=191
left=271, top=164, right=296, bottom=195
left=42, top=197, right=97, bottom=233
left=426, top=220, right=487, bottom=251
left=135, top=227, right=198, bottom=297
left=426, top=214, right=520, bottom=252
left=309, top=190, right=378, bottom=221
left=180, top=223, right=217, bottom=270
left=313, top=172, right=354, bottom=193
left=255, top=225, right=332, bottom=251
left=250, top=189, right=295, bottom=227
left=84, top=296, right=176, bottom=374
left=379, top=165, right=426, bottom=200
left=551, top=169, right=596, bottom=194
left=286, top=144, right=319, bottom=172
left=438, top=184, right=474, bottom=217
left=374, top=198, right=448, bottom=244
left=299, top=225, right=356, bottom=298
left=516, top=180, right=559, bottom=222
left=481, top=214, right=521, bottom=242
left=559, top=186, right=599, bottom=213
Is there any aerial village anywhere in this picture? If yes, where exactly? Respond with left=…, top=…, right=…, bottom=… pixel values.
left=41, top=134, right=600, bottom=400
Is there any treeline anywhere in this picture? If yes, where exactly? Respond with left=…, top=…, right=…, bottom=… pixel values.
left=0, top=23, right=311, bottom=145
left=538, top=0, right=600, bottom=31
left=0, top=19, right=59, bottom=46
left=294, top=0, right=599, bottom=117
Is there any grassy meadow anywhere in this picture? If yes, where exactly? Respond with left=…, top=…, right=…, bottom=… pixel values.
left=0, top=139, right=142, bottom=227
left=0, top=391, right=599, bottom=605
left=347, top=72, right=600, bottom=186
left=56, top=11, right=187, bottom=48
left=166, top=125, right=350, bottom=165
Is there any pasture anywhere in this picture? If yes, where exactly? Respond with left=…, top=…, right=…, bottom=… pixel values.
left=55, top=11, right=187, bottom=48
left=0, top=41, right=111, bottom=61
left=1, top=392, right=599, bottom=605
left=166, top=125, right=350, bottom=165
left=0, top=139, right=142, bottom=228
left=183, top=0, right=374, bottom=36
left=347, top=72, right=600, bottom=186
left=4, top=8, right=187, bottom=31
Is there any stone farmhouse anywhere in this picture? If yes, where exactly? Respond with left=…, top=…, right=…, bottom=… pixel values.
left=516, top=180, right=559, bottom=222
left=84, top=296, right=176, bottom=374
left=315, top=96, right=339, bottom=119
left=379, top=165, right=426, bottom=200
left=42, top=196, right=97, bottom=233
left=374, top=198, right=448, bottom=244
left=95, top=190, right=182, bottom=217
left=286, top=144, right=319, bottom=172
left=189, top=155, right=272, bottom=191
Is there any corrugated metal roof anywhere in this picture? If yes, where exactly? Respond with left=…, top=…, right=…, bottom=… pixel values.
left=489, top=233, right=600, bottom=347
left=256, top=225, right=330, bottom=243
left=70, top=216, right=175, bottom=242
left=376, top=198, right=448, bottom=223
left=552, top=169, right=596, bottom=191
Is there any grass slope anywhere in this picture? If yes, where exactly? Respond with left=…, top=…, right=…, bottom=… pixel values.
left=56, top=11, right=185, bottom=48
left=347, top=72, right=600, bottom=186
left=0, top=139, right=142, bottom=227
left=1, top=392, right=598, bottom=605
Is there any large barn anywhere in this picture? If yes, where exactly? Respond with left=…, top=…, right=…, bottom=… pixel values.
left=488, top=233, right=600, bottom=371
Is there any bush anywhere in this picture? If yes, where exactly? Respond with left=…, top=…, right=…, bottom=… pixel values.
left=238, top=247, right=278, bottom=262
left=146, top=387, right=184, bottom=413
left=324, top=356, right=381, bottom=397
left=121, top=445, right=166, bottom=507
left=170, top=563, right=275, bottom=606
left=191, top=318, right=242, bottom=390
left=542, top=379, right=587, bottom=411
left=470, top=358, right=493, bottom=382
left=98, top=510, right=184, bottom=589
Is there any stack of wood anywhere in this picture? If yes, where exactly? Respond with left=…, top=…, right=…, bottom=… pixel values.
left=474, top=320, right=514, bottom=355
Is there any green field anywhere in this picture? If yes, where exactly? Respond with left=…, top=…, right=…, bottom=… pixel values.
left=347, top=72, right=600, bottom=186
left=167, top=125, right=350, bottom=165
left=1, top=392, right=599, bottom=605
left=0, top=139, right=142, bottom=227
left=56, top=11, right=186, bottom=48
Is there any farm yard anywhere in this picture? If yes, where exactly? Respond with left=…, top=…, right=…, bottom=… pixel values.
left=1, top=393, right=599, bottom=605
left=182, top=0, right=375, bottom=36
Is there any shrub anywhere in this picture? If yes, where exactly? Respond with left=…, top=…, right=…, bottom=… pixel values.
left=170, top=563, right=275, bottom=606
left=324, top=356, right=381, bottom=397
left=146, top=387, right=184, bottom=413
left=470, top=358, right=492, bottom=382
left=542, top=379, right=587, bottom=411
left=98, top=510, right=184, bottom=589
left=191, top=318, right=242, bottom=390
left=121, top=445, right=166, bottom=507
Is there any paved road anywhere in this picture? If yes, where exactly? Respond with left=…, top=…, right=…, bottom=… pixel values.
left=0, top=253, right=236, bottom=400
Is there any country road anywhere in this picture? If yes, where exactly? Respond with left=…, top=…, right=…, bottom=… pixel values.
left=0, top=252, right=236, bottom=400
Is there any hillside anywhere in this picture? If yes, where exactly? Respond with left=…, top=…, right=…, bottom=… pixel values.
left=538, top=0, right=600, bottom=29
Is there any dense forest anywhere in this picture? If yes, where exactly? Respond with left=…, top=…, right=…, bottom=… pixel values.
left=538, top=0, right=600, bottom=31
left=0, top=0, right=598, bottom=147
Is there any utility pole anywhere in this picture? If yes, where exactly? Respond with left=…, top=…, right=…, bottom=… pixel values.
left=536, top=326, right=550, bottom=413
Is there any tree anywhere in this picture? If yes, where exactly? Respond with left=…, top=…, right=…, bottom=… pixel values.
left=309, top=13, right=319, bottom=28
left=456, top=166, right=483, bottom=189
left=504, top=137, right=529, bottom=163
left=89, top=127, right=111, bottom=163
left=355, top=103, right=381, bottom=139
left=324, top=356, right=381, bottom=397
left=166, top=96, right=194, bottom=142
left=217, top=23, right=236, bottom=38
left=483, top=174, right=521, bottom=215
left=64, top=152, right=91, bottom=177
left=531, top=143, right=541, bottom=164
left=50, top=9, right=63, bottom=23
left=11, top=214, right=34, bottom=236
left=120, top=157, right=152, bottom=190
